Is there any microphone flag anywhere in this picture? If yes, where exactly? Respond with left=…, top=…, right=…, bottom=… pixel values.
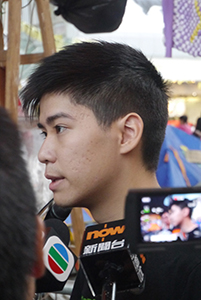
left=36, top=219, right=76, bottom=293
left=80, top=219, right=145, bottom=298
left=43, top=235, right=74, bottom=281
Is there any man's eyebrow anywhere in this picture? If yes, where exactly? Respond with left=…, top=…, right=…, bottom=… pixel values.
left=37, top=112, right=74, bottom=129
left=37, top=123, right=45, bottom=129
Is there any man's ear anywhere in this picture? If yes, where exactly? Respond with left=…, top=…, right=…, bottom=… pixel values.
left=31, top=216, right=45, bottom=279
left=183, top=207, right=190, bottom=218
left=118, top=113, right=144, bottom=154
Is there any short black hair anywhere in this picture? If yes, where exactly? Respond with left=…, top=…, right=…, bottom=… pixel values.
left=0, top=107, right=37, bottom=300
left=20, top=41, right=169, bottom=171
left=179, top=115, right=188, bottom=123
left=169, top=199, right=193, bottom=218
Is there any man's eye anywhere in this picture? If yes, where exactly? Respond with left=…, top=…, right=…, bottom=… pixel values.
left=55, top=125, right=66, bottom=134
left=40, top=131, right=47, bottom=139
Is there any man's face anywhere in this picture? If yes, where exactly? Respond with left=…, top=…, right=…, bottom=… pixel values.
left=38, top=93, right=121, bottom=209
left=169, top=204, right=185, bottom=227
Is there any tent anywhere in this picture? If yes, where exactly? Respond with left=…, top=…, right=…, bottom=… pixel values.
left=156, top=125, right=201, bottom=187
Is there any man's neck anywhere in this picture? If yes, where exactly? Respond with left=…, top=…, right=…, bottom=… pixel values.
left=181, top=218, right=198, bottom=233
left=89, top=171, right=160, bottom=224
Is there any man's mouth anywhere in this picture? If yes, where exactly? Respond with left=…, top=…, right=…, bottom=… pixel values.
left=45, top=175, right=65, bottom=191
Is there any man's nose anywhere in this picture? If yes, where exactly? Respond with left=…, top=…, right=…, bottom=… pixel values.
left=38, top=138, right=56, bottom=164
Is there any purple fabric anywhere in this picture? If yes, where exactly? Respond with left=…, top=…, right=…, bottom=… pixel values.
left=162, top=0, right=201, bottom=57
left=162, top=0, right=174, bottom=57
left=172, top=0, right=201, bottom=56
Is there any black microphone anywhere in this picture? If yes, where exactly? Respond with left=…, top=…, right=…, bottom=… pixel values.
left=44, top=200, right=72, bottom=221
left=36, top=218, right=76, bottom=293
left=79, top=219, right=145, bottom=299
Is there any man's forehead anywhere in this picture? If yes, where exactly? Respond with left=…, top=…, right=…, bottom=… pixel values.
left=39, top=93, right=75, bottom=114
left=39, top=93, right=98, bottom=124
left=37, top=112, right=75, bottom=128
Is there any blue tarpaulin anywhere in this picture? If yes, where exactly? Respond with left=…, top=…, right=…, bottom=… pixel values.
left=156, top=125, right=201, bottom=187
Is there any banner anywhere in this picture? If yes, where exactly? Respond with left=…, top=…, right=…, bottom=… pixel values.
left=163, top=0, right=201, bottom=57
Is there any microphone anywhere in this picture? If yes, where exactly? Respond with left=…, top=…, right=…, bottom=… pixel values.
left=79, top=219, right=145, bottom=299
left=36, top=218, right=76, bottom=293
left=44, top=200, right=72, bottom=221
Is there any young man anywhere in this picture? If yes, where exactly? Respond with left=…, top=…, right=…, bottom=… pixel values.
left=169, top=199, right=201, bottom=241
left=20, top=41, right=201, bottom=299
left=0, top=107, right=44, bottom=300
left=21, top=41, right=168, bottom=221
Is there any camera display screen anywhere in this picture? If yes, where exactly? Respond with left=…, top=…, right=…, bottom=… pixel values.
left=140, top=192, right=201, bottom=243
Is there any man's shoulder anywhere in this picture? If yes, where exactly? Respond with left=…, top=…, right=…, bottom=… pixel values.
left=188, top=226, right=201, bottom=240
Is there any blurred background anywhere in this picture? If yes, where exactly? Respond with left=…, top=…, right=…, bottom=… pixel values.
left=1, top=1, right=201, bottom=298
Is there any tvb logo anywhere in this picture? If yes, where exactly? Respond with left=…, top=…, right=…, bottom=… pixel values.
left=44, top=236, right=74, bottom=281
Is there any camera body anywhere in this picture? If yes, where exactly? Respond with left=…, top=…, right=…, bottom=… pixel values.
left=125, top=186, right=201, bottom=254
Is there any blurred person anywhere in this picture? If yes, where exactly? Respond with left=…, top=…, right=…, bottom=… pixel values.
left=151, top=211, right=173, bottom=242
left=161, top=211, right=171, bottom=231
left=20, top=41, right=201, bottom=299
left=177, top=115, right=192, bottom=135
left=169, top=199, right=201, bottom=241
left=0, top=107, right=45, bottom=300
left=193, top=117, right=201, bottom=139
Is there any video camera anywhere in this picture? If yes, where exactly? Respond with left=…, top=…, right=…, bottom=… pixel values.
left=125, top=186, right=201, bottom=254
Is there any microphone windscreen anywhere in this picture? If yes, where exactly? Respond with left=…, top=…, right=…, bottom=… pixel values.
left=45, top=219, right=70, bottom=245
left=45, top=203, right=72, bottom=221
